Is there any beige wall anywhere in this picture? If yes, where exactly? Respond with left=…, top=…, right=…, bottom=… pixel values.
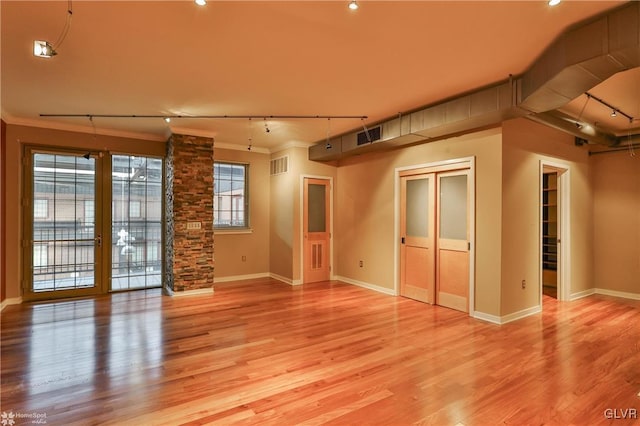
left=501, top=118, right=593, bottom=315
left=335, top=129, right=503, bottom=316
left=591, top=150, right=640, bottom=294
left=3, top=124, right=165, bottom=299
left=269, top=146, right=337, bottom=283
left=214, top=147, right=270, bottom=279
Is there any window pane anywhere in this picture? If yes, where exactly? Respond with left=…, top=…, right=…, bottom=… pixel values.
left=308, top=184, right=326, bottom=232
left=111, top=155, right=163, bottom=291
left=32, top=153, right=96, bottom=292
left=439, top=175, right=467, bottom=240
left=214, top=162, right=248, bottom=228
left=406, top=178, right=429, bottom=238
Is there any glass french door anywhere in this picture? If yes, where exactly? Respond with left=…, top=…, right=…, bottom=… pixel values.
left=24, top=149, right=103, bottom=300
left=111, top=155, right=162, bottom=290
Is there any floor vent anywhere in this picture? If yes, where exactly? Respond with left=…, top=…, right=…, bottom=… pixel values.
left=270, top=155, right=289, bottom=176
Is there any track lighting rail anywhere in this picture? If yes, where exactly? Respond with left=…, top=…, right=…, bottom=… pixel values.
left=40, top=113, right=368, bottom=120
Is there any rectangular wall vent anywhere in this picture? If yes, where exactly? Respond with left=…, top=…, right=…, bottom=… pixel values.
left=270, top=155, right=289, bottom=176
left=357, top=126, right=382, bottom=146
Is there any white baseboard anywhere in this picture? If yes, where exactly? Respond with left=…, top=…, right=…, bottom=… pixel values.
left=334, top=276, right=396, bottom=296
left=214, top=273, right=270, bottom=283
left=473, top=305, right=541, bottom=325
left=500, top=305, right=542, bottom=324
left=165, top=287, right=214, bottom=297
left=1, top=297, right=22, bottom=312
left=269, top=273, right=303, bottom=286
left=472, top=311, right=502, bottom=325
left=595, top=288, right=640, bottom=301
left=570, top=288, right=596, bottom=301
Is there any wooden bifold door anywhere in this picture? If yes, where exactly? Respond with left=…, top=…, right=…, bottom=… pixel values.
left=400, top=166, right=471, bottom=313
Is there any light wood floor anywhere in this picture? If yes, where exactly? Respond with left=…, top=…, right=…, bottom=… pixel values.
left=1, top=279, right=639, bottom=425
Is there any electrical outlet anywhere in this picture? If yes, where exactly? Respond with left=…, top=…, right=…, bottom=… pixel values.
left=359, top=260, right=363, bottom=268
left=186, top=221, right=202, bottom=230
left=521, top=279, right=526, bottom=289
left=241, top=255, right=247, bottom=262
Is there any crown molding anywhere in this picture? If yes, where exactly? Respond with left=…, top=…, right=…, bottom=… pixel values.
left=214, top=141, right=270, bottom=154
left=271, top=141, right=315, bottom=154
left=2, top=114, right=166, bottom=142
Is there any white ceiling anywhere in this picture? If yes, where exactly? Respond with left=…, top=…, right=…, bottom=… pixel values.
left=2, top=0, right=637, bottom=153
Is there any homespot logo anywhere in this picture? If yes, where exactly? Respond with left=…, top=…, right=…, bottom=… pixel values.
left=1, top=411, right=48, bottom=425
left=604, top=408, right=638, bottom=420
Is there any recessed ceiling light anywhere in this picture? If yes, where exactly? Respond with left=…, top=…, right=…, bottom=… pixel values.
left=348, top=1, right=359, bottom=11
left=195, top=0, right=206, bottom=5
left=548, top=0, right=561, bottom=6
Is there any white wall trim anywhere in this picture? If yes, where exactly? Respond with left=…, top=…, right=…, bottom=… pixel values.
left=594, top=288, right=640, bottom=301
left=1, top=297, right=23, bottom=311
left=166, top=287, right=214, bottom=297
left=570, top=288, right=596, bottom=300
left=539, top=160, right=571, bottom=302
left=472, top=311, right=502, bottom=325
left=335, top=276, right=396, bottom=296
left=214, top=273, right=270, bottom=283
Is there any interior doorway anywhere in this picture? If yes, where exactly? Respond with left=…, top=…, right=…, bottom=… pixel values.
left=540, top=161, right=570, bottom=302
left=303, top=177, right=331, bottom=283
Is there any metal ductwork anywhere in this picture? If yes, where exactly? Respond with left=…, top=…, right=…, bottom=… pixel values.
left=310, top=2, right=639, bottom=162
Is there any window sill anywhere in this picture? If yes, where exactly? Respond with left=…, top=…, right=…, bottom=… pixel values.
left=214, top=228, right=253, bottom=235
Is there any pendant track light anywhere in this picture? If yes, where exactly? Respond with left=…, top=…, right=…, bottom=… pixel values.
left=348, top=1, right=359, bottom=11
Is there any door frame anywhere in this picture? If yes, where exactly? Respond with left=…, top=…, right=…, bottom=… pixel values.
left=394, top=157, right=476, bottom=315
left=299, top=174, right=334, bottom=284
left=22, top=145, right=108, bottom=301
left=539, top=160, right=571, bottom=302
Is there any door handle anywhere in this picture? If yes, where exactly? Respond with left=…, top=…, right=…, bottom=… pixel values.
left=401, top=237, right=405, bottom=244
left=95, top=234, right=102, bottom=248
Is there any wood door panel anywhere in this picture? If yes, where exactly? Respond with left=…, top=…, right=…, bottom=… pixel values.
left=437, top=249, right=469, bottom=312
left=402, top=246, right=432, bottom=303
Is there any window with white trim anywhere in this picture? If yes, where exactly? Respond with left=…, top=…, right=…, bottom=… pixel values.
left=214, top=162, right=249, bottom=229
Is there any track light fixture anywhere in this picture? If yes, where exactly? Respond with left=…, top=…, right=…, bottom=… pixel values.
left=548, top=0, right=561, bottom=6
left=195, top=0, right=206, bottom=5
left=33, top=0, right=73, bottom=58
left=264, top=118, right=270, bottom=133
left=34, top=40, right=56, bottom=58
left=348, top=1, right=359, bottom=10
left=83, top=152, right=91, bottom=160
left=164, top=117, right=171, bottom=123
left=610, top=109, right=617, bottom=118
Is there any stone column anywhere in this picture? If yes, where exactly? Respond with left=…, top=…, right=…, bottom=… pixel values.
left=165, top=133, right=214, bottom=294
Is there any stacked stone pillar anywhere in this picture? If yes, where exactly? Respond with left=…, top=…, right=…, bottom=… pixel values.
left=165, top=133, right=214, bottom=293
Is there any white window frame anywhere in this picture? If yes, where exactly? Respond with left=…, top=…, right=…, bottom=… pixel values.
left=213, top=162, right=249, bottom=230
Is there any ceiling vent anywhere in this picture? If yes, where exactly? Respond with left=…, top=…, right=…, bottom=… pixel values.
left=357, top=126, right=382, bottom=145
left=270, top=155, right=289, bottom=176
